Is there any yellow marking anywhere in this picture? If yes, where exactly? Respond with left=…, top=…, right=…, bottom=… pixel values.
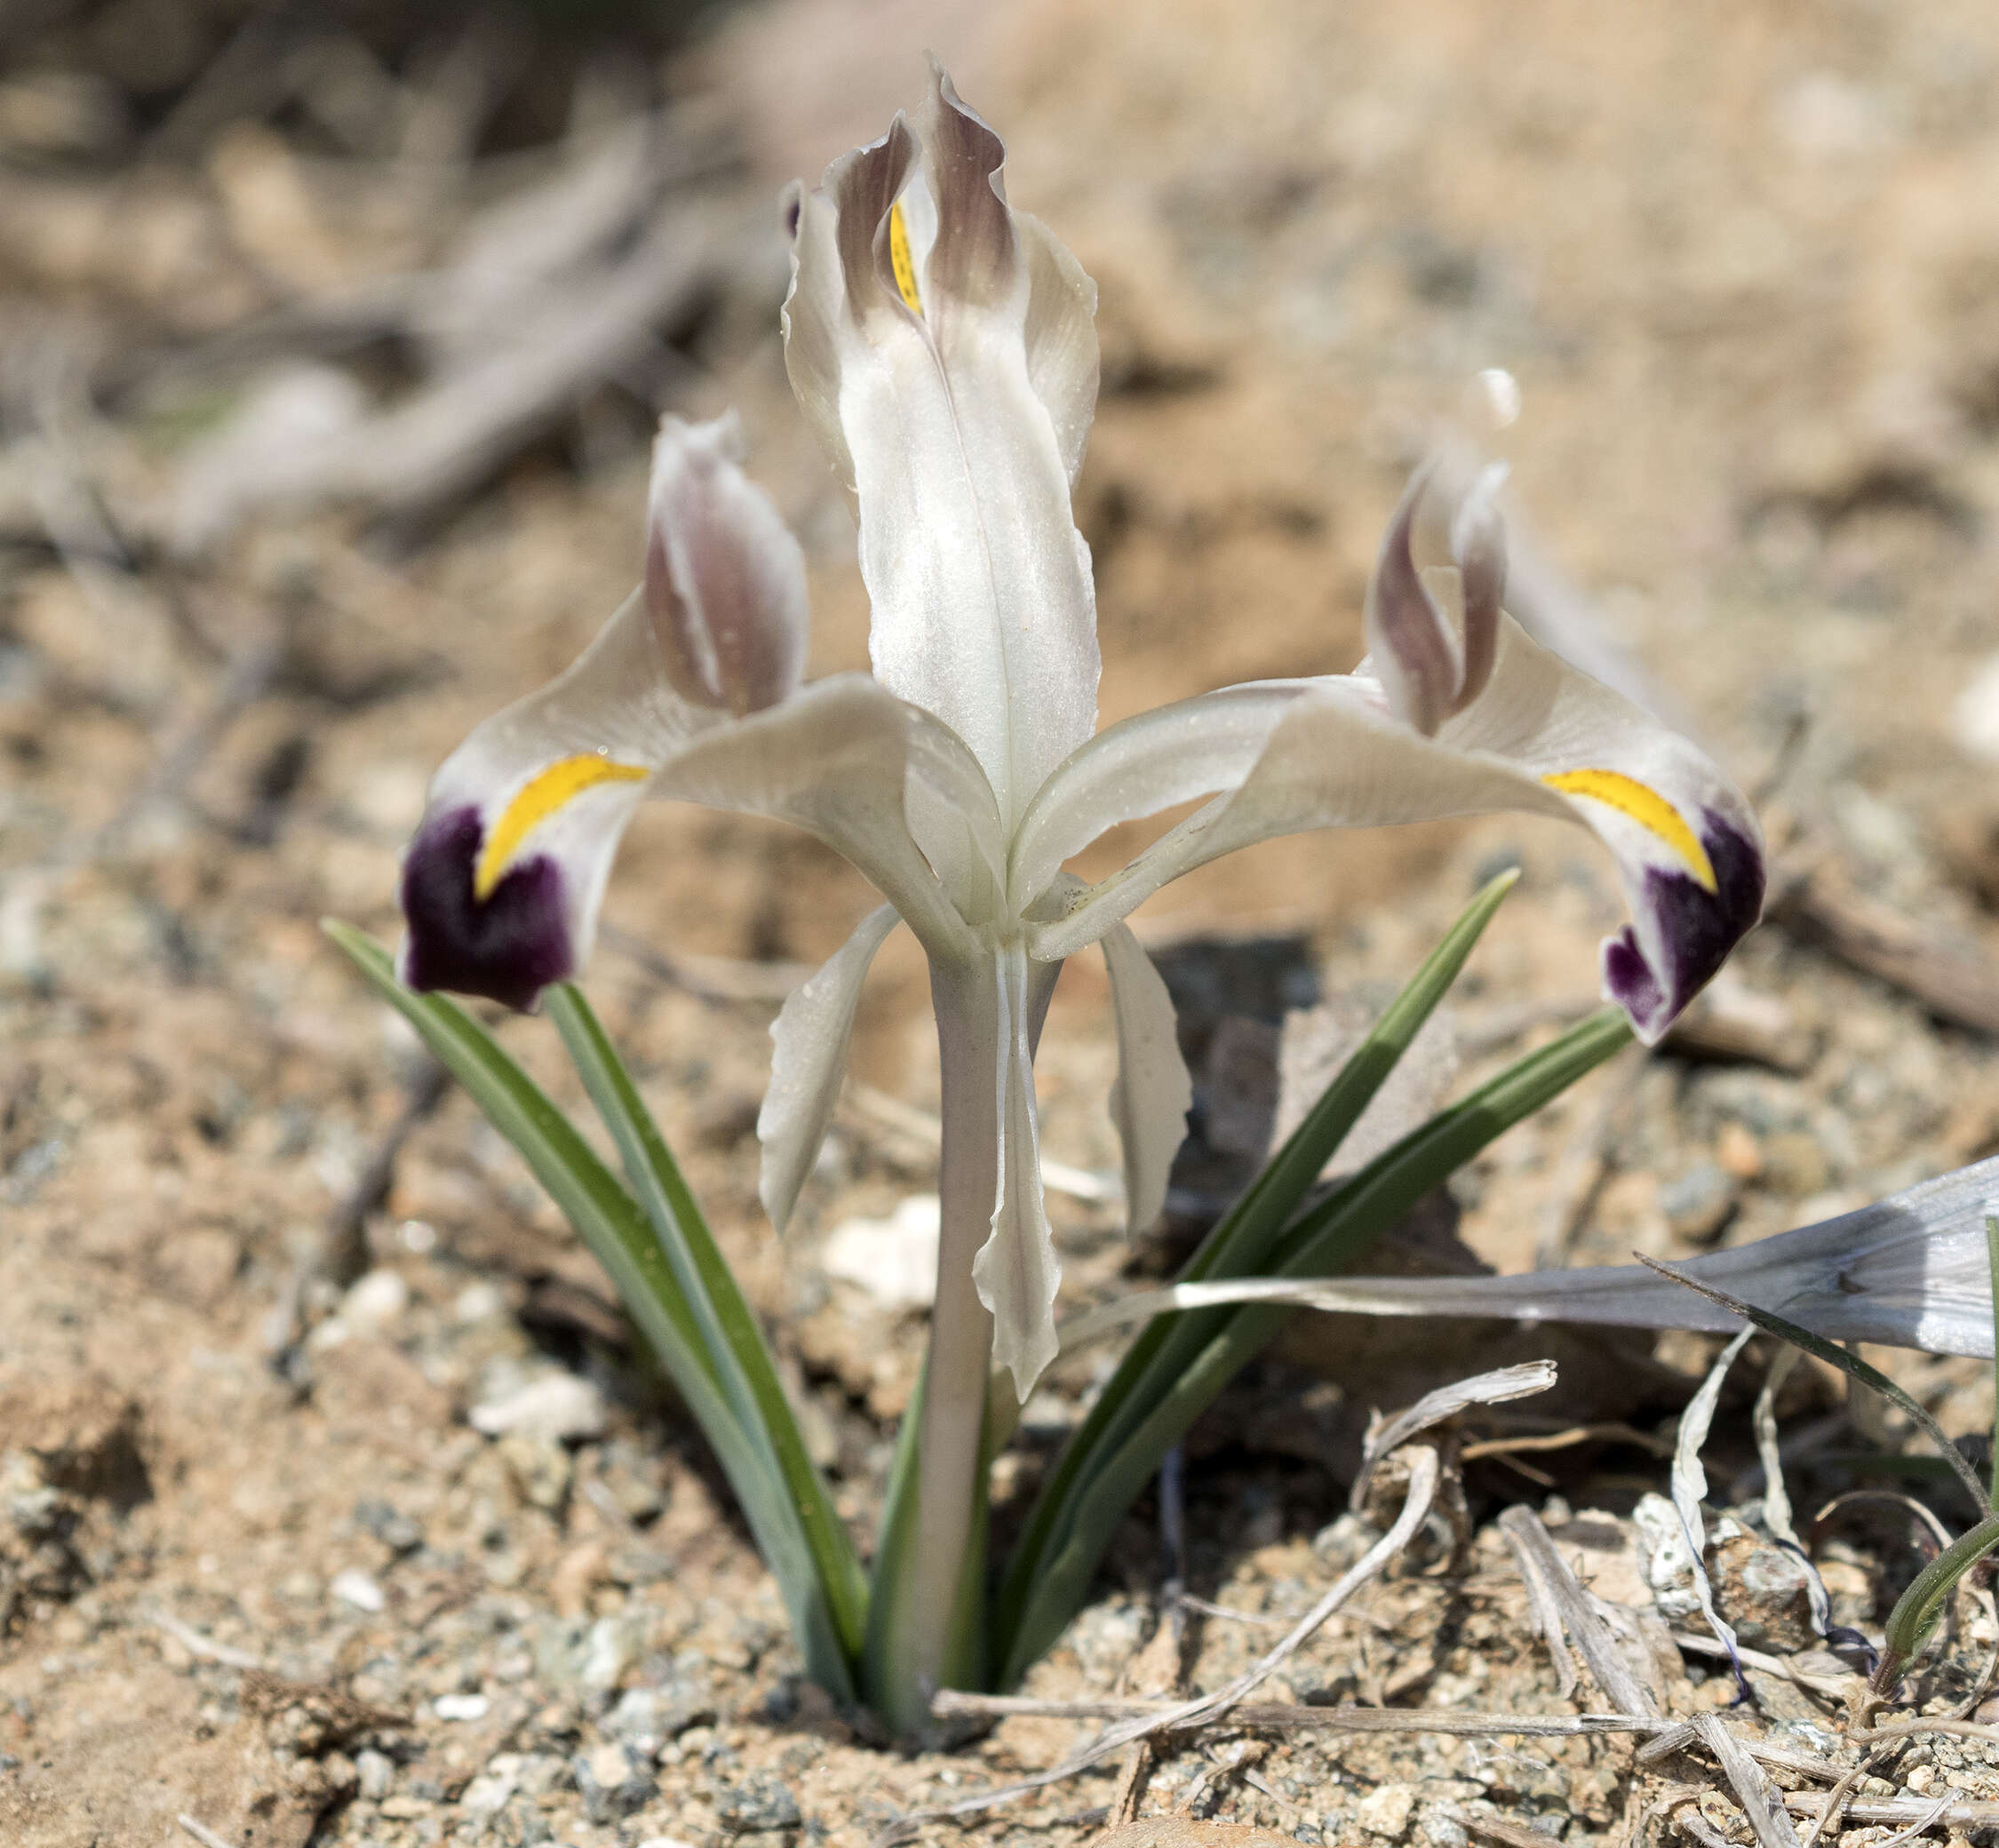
left=888, top=200, right=923, bottom=316
left=1542, top=769, right=1716, bottom=892
left=474, top=754, right=648, bottom=901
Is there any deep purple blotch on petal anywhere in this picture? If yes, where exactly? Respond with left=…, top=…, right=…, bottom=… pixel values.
left=1603, top=810, right=1764, bottom=1038
left=400, top=807, right=572, bottom=1012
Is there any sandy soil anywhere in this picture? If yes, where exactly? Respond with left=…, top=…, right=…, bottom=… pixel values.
left=9, top=1, right=1999, bottom=1843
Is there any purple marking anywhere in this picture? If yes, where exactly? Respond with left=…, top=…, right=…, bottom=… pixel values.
left=1602, top=810, right=1764, bottom=1039
left=400, top=806, right=572, bottom=1012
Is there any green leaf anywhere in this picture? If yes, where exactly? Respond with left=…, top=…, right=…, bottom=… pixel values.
left=1000, top=1002, right=1631, bottom=1682
left=992, top=872, right=1557, bottom=1680
left=1637, top=1253, right=1990, bottom=1518
left=322, top=923, right=858, bottom=1701
left=861, top=1364, right=993, bottom=1729
left=546, top=984, right=868, bottom=1665
left=1881, top=1509, right=1999, bottom=1685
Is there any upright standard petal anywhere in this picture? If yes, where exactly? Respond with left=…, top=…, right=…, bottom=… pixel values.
left=399, top=591, right=716, bottom=1009
left=1100, top=922, right=1192, bottom=1237
left=1031, top=617, right=1762, bottom=1044
left=972, top=943, right=1065, bottom=1400
left=645, top=412, right=808, bottom=717
left=759, top=904, right=901, bottom=1236
left=780, top=68, right=1100, bottom=826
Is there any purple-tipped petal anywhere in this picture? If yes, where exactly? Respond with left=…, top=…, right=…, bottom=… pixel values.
left=1602, top=810, right=1765, bottom=1042
left=920, top=63, right=1014, bottom=309
left=399, top=806, right=573, bottom=1011
left=644, top=414, right=808, bottom=718
left=1365, top=466, right=1459, bottom=737
left=1449, top=463, right=1509, bottom=714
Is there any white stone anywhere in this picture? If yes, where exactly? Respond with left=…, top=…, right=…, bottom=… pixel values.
left=470, top=1372, right=607, bottom=1443
left=1358, top=1782, right=1415, bottom=1838
left=454, top=1280, right=509, bottom=1325
left=341, top=1269, right=408, bottom=1334
left=820, top=1195, right=940, bottom=1309
left=580, top=1613, right=641, bottom=1693
left=458, top=1764, right=519, bottom=1814
left=1955, top=654, right=1999, bottom=764
left=1631, top=1492, right=1702, bottom=1620
left=354, top=1748, right=394, bottom=1800
left=434, top=1693, right=490, bottom=1721
left=331, top=1567, right=385, bottom=1613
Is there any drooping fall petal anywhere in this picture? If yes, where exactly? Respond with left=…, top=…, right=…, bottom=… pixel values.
left=780, top=64, right=1100, bottom=827
left=1027, top=617, right=1762, bottom=1045
left=759, top=904, right=901, bottom=1236
left=650, top=673, right=999, bottom=966
left=398, top=591, right=717, bottom=1009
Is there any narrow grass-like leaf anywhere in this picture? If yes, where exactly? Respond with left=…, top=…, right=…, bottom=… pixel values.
left=1879, top=1509, right=1999, bottom=1689
left=1637, top=1254, right=1988, bottom=1517
left=995, top=870, right=1518, bottom=1658
left=546, top=984, right=867, bottom=1663
left=323, top=923, right=857, bottom=1701
left=997, top=1000, right=1632, bottom=1683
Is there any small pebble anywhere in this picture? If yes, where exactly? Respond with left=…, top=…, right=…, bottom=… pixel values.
left=354, top=1748, right=394, bottom=1801
left=454, top=1281, right=511, bottom=1324
left=1661, top=1162, right=1738, bottom=1244
left=341, top=1268, right=408, bottom=1333
left=331, top=1568, right=385, bottom=1613
left=471, top=1373, right=607, bottom=1443
left=820, top=1196, right=940, bottom=1309
left=434, top=1693, right=490, bottom=1721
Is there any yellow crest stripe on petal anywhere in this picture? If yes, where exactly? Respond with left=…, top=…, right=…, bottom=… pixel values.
left=888, top=200, right=923, bottom=316
left=474, top=754, right=649, bottom=901
left=1541, top=769, right=1716, bottom=893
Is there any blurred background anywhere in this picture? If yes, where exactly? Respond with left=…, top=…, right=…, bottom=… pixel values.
left=9, top=1, right=1999, bottom=1841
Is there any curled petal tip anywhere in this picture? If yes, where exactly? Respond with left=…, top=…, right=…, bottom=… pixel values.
left=1602, top=808, right=1765, bottom=1043
left=399, top=806, right=573, bottom=1012
left=644, top=412, right=809, bottom=718
left=1365, top=464, right=1457, bottom=737
left=1450, top=462, right=1509, bottom=713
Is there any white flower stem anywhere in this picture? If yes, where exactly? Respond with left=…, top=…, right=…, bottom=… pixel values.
left=869, top=952, right=1000, bottom=1738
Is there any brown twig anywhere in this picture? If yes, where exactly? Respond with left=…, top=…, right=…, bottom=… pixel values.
left=928, top=1690, right=1660, bottom=1740
left=1774, top=865, right=1999, bottom=1037
left=1496, top=1505, right=1657, bottom=1717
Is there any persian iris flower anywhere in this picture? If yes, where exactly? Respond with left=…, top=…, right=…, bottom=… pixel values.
left=398, top=67, right=1763, bottom=1656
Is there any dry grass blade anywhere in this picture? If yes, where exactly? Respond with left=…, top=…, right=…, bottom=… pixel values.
left=1352, top=1361, right=1557, bottom=1506
left=1695, top=1715, right=1806, bottom=1848
left=928, top=1691, right=1660, bottom=1740
left=1752, top=1347, right=1834, bottom=1637
left=1786, top=1794, right=1999, bottom=1830
left=152, top=1610, right=264, bottom=1671
left=1673, top=1328, right=1756, bottom=1692
left=1494, top=1506, right=1656, bottom=1717
left=177, top=1820, right=243, bottom=1848
left=912, top=1448, right=1440, bottom=1825
left=1871, top=1791, right=1959, bottom=1848
left=1677, top=1807, right=1740, bottom=1848
left=1666, top=1631, right=1855, bottom=1702
left=1498, top=1512, right=1580, bottom=1698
